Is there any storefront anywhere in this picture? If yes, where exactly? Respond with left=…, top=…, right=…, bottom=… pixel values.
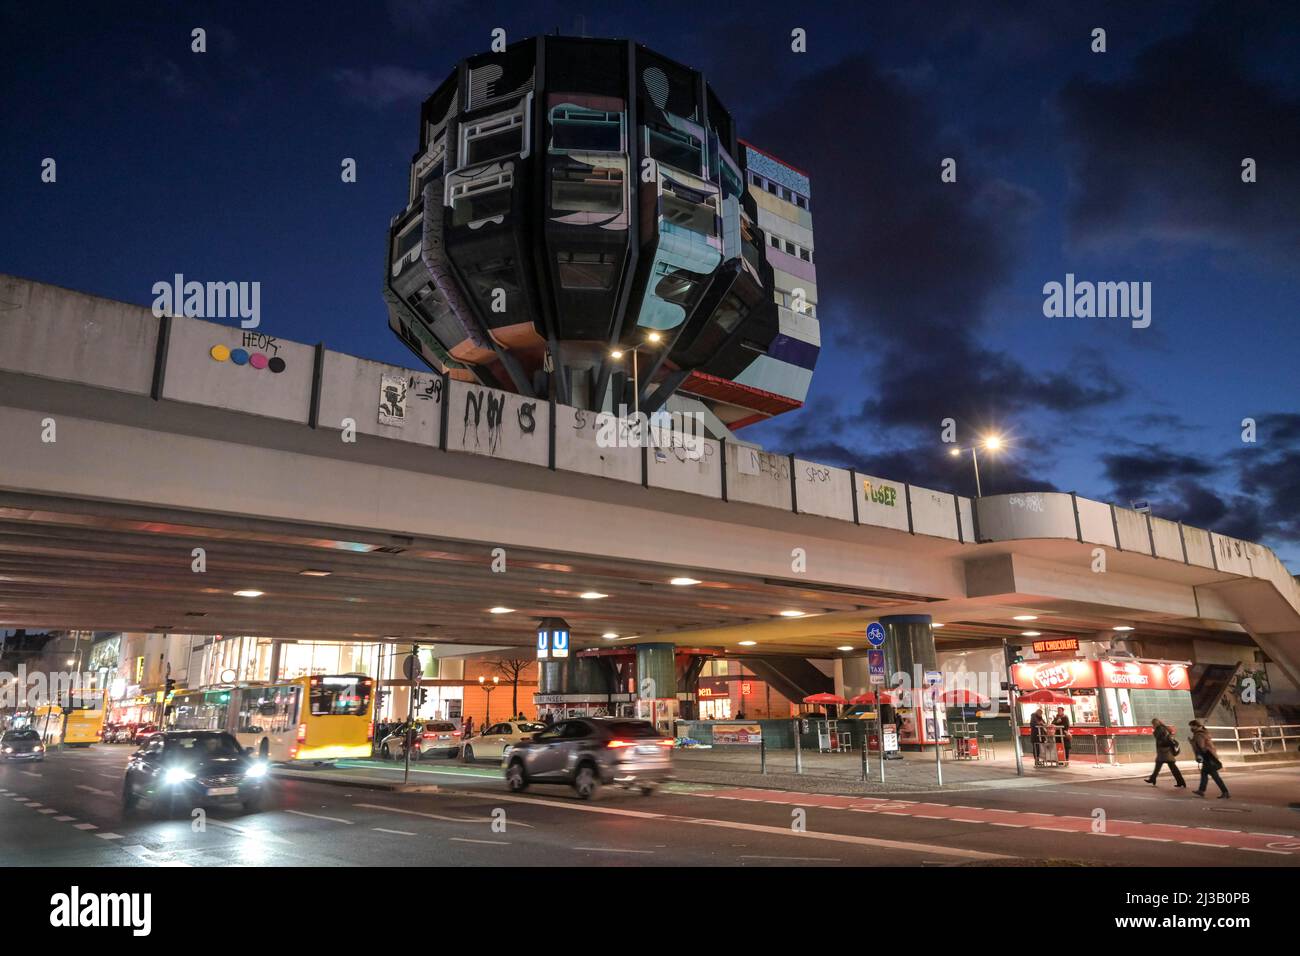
left=1011, top=657, right=1196, bottom=764
left=696, top=677, right=732, bottom=720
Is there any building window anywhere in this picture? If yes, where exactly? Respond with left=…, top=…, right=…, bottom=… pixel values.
left=449, top=170, right=513, bottom=226
left=661, top=180, right=717, bottom=237
left=783, top=240, right=796, bottom=255
left=799, top=247, right=812, bottom=262
left=646, top=125, right=704, bottom=175
left=550, top=106, right=623, bottom=152
left=765, top=181, right=778, bottom=195
left=795, top=195, right=808, bottom=210
left=768, top=234, right=780, bottom=248
left=460, top=105, right=527, bottom=168
left=556, top=251, right=618, bottom=290
left=551, top=164, right=623, bottom=214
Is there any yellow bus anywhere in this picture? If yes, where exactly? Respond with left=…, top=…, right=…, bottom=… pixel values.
left=169, top=674, right=374, bottom=762
left=34, top=688, right=108, bottom=746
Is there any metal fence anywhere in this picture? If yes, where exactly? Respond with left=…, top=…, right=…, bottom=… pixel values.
left=1205, top=723, right=1300, bottom=758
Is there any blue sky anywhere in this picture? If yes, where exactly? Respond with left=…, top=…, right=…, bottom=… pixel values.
left=1, top=0, right=1296, bottom=568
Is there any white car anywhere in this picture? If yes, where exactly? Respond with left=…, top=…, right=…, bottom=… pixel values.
left=462, top=721, right=547, bottom=762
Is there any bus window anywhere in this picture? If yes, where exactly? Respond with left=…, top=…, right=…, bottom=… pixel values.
left=310, top=677, right=373, bottom=717
left=237, top=685, right=299, bottom=735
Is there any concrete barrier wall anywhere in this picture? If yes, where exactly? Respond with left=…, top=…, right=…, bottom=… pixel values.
left=319, top=352, right=443, bottom=446
left=1077, top=498, right=1117, bottom=548
left=647, top=437, right=722, bottom=497
left=726, top=447, right=793, bottom=509
left=163, top=317, right=314, bottom=424
left=0, top=276, right=158, bottom=395
left=858, top=473, right=910, bottom=532
left=3, top=274, right=1292, bottom=593
left=792, top=459, right=852, bottom=521
left=444, top=379, right=548, bottom=467
left=553, top=406, right=640, bottom=484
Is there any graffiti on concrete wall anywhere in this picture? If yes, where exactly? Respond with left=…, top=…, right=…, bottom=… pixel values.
left=378, top=375, right=408, bottom=426
left=462, top=388, right=539, bottom=454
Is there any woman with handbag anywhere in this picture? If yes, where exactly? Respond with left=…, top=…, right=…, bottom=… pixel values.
left=1146, top=717, right=1186, bottom=788
left=1189, top=719, right=1230, bottom=799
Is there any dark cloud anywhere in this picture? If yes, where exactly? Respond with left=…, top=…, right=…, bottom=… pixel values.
left=1058, top=1, right=1300, bottom=264
left=1102, top=445, right=1215, bottom=502
left=333, top=65, right=436, bottom=108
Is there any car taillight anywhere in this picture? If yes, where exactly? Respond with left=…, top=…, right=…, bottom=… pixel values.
left=658, top=739, right=674, bottom=747
left=606, top=739, right=635, bottom=749
left=296, top=723, right=307, bottom=743
left=422, top=732, right=436, bottom=740
left=453, top=731, right=461, bottom=737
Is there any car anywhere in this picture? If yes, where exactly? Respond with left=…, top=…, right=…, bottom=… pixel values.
left=123, top=730, right=269, bottom=815
left=133, top=724, right=161, bottom=744
left=0, top=729, right=46, bottom=762
left=379, top=720, right=462, bottom=760
left=462, top=720, right=547, bottom=762
left=503, top=717, right=673, bottom=800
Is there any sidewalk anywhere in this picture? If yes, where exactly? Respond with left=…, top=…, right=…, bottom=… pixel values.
left=672, top=747, right=1159, bottom=795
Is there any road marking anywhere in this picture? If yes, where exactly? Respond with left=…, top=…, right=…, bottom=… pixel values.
left=119, top=844, right=193, bottom=867
left=450, top=837, right=510, bottom=845
left=573, top=846, right=654, bottom=854
left=283, top=809, right=353, bottom=825
left=95, top=832, right=124, bottom=841
left=74, top=823, right=98, bottom=831
left=353, top=802, right=535, bottom=828
left=20, top=771, right=40, bottom=777
left=54, top=816, right=74, bottom=822
left=1182, top=841, right=1229, bottom=848
left=1240, top=847, right=1290, bottom=855
left=989, top=822, right=1026, bottom=828
left=76, top=785, right=114, bottom=797
left=38, top=809, right=56, bottom=814
left=204, top=819, right=294, bottom=844
left=372, top=827, right=416, bottom=836
left=97, top=773, right=117, bottom=779
left=439, top=788, right=1011, bottom=861
left=24, top=801, right=42, bottom=807
left=1125, top=836, right=1172, bottom=843
left=66, top=768, right=85, bottom=774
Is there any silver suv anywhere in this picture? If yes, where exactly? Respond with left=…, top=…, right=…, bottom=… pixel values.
left=503, top=717, right=673, bottom=799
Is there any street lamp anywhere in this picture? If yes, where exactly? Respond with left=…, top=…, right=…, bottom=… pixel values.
left=947, top=433, right=1004, bottom=497
left=478, top=674, right=500, bottom=727
left=609, top=331, right=663, bottom=418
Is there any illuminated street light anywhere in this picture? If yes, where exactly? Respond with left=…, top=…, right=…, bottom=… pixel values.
left=946, top=433, right=1005, bottom=497
left=608, top=333, right=664, bottom=418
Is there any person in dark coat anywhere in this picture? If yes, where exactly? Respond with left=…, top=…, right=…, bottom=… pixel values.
left=1189, top=719, right=1229, bottom=798
left=1051, top=707, right=1072, bottom=761
left=1028, top=709, right=1047, bottom=762
left=1146, top=717, right=1186, bottom=788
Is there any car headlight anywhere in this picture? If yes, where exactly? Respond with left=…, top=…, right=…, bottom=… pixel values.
left=2, top=747, right=12, bottom=753
left=245, top=762, right=268, bottom=779
left=34, top=745, right=44, bottom=752
left=163, top=767, right=195, bottom=786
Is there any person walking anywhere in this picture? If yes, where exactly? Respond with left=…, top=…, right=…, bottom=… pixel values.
left=1189, top=719, right=1229, bottom=799
left=1145, top=717, right=1186, bottom=788
left=1051, top=707, right=1072, bottom=762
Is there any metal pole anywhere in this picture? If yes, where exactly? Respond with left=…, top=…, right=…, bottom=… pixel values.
left=878, top=706, right=886, bottom=783
left=861, top=731, right=867, bottom=782
left=631, top=348, right=639, bottom=420
left=404, top=643, right=419, bottom=787
left=932, top=693, right=943, bottom=787
left=793, top=719, right=803, bottom=774
left=760, top=737, right=766, bottom=775
left=971, top=447, right=982, bottom=497
left=1004, top=640, right=1025, bottom=777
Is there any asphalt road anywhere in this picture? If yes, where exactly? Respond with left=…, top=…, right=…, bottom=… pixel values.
left=3, top=746, right=1299, bottom=867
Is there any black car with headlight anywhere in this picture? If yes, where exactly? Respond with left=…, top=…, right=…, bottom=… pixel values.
left=123, top=730, right=269, bottom=814
left=0, top=729, right=45, bottom=762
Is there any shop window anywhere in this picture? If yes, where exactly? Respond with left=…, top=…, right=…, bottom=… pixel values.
left=551, top=164, right=623, bottom=214
left=550, top=106, right=623, bottom=152
left=556, top=251, right=618, bottom=290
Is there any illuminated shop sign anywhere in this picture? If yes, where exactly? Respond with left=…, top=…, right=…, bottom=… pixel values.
left=1031, top=637, right=1080, bottom=655
left=1012, top=659, right=1190, bottom=692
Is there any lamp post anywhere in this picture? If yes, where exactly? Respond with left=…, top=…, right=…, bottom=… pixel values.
left=609, top=331, right=663, bottom=419
left=479, top=674, right=500, bottom=727
left=948, top=434, right=1003, bottom=497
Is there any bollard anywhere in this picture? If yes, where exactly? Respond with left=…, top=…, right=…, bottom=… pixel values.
left=793, top=720, right=803, bottom=775
left=860, top=734, right=868, bottom=782
left=760, top=737, right=766, bottom=775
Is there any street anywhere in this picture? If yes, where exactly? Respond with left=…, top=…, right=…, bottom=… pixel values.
left=5, top=747, right=1299, bottom=867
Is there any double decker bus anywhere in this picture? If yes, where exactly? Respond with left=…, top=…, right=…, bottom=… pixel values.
left=34, top=687, right=108, bottom=746
left=169, top=674, right=374, bottom=762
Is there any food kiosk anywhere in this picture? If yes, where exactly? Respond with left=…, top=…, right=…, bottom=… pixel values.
left=1011, top=657, right=1195, bottom=765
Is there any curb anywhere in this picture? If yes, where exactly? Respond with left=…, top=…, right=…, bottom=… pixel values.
left=271, top=769, right=441, bottom=794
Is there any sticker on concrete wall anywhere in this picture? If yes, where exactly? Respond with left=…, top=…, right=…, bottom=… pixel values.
left=378, top=375, right=408, bottom=427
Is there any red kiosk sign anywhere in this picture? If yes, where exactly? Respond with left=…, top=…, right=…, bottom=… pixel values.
left=1012, top=659, right=1189, bottom=692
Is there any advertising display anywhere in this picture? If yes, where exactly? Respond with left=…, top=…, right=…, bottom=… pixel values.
left=713, top=722, right=762, bottom=745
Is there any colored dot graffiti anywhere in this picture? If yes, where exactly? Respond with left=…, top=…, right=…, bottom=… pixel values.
left=209, top=344, right=285, bottom=373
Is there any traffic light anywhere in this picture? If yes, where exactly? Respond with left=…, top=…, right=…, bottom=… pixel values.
left=1004, top=643, right=1024, bottom=668
left=165, top=677, right=176, bottom=695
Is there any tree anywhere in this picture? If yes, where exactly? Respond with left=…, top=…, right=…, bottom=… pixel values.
left=495, top=659, right=531, bottom=716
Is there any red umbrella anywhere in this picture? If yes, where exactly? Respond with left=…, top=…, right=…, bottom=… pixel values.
left=849, top=692, right=878, bottom=705
left=802, top=693, right=849, bottom=705
left=937, top=688, right=991, bottom=707
left=1018, top=689, right=1075, bottom=705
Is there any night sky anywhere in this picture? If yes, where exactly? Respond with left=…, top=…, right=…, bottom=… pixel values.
left=2, top=1, right=1297, bottom=568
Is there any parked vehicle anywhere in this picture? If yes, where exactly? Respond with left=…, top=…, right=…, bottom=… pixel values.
left=379, top=720, right=462, bottom=760
left=0, top=729, right=46, bottom=762
left=503, top=717, right=673, bottom=799
left=123, top=730, right=269, bottom=815
left=462, top=720, right=546, bottom=762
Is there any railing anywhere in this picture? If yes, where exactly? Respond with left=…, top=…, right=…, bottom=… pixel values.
left=1205, top=724, right=1300, bottom=758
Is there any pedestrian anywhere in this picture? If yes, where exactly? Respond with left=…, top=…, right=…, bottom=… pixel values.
left=463, top=714, right=474, bottom=739
left=1146, top=717, right=1186, bottom=788
left=1028, top=708, right=1046, bottom=763
left=1051, top=706, right=1072, bottom=762
left=1189, top=719, right=1229, bottom=799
